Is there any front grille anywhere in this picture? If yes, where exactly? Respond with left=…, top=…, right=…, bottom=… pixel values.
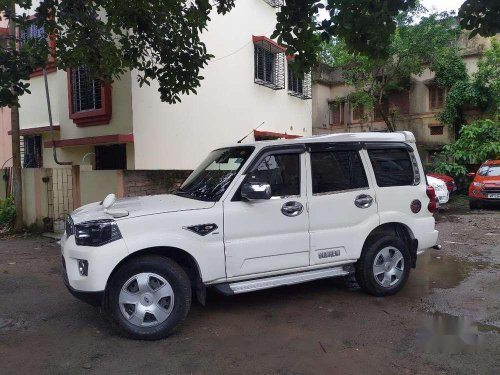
left=65, top=216, right=74, bottom=237
left=483, top=187, right=500, bottom=194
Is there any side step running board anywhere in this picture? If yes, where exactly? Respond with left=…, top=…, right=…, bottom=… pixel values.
left=214, top=266, right=350, bottom=295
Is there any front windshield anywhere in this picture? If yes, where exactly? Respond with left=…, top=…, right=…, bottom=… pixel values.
left=176, top=146, right=254, bottom=201
left=478, top=165, right=500, bottom=177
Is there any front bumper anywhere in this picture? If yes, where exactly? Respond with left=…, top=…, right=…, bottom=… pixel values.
left=62, top=261, right=103, bottom=307
left=60, top=233, right=128, bottom=294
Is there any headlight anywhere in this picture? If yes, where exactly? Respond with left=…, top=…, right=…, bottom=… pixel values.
left=472, top=182, right=484, bottom=188
left=75, top=219, right=122, bottom=247
left=431, top=183, right=445, bottom=191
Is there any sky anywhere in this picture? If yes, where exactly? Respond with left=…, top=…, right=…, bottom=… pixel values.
left=420, top=0, right=463, bottom=13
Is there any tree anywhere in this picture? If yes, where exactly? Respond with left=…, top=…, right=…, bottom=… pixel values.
left=459, top=0, right=500, bottom=37
left=318, top=12, right=460, bottom=132
left=0, top=0, right=424, bottom=229
left=432, top=39, right=500, bottom=137
left=434, top=119, right=500, bottom=180
left=0, top=0, right=497, bottom=228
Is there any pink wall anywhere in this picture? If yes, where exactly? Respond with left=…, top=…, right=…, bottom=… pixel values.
left=0, top=107, right=12, bottom=167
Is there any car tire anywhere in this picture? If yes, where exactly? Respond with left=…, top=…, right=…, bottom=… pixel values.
left=469, top=200, right=479, bottom=210
left=106, top=255, right=191, bottom=340
left=355, top=236, right=411, bottom=297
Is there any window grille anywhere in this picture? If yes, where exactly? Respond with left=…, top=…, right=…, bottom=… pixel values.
left=19, top=22, right=45, bottom=47
left=262, top=0, right=284, bottom=7
left=430, top=125, right=444, bottom=135
left=287, top=65, right=312, bottom=99
left=254, top=43, right=285, bottom=90
left=71, top=67, right=103, bottom=113
left=329, top=101, right=344, bottom=126
left=23, top=135, right=42, bottom=168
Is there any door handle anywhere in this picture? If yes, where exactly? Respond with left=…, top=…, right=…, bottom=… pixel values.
left=281, top=201, right=304, bottom=217
left=354, top=194, right=373, bottom=209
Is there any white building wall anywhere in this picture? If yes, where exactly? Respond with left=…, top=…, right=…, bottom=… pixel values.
left=131, top=0, right=312, bottom=170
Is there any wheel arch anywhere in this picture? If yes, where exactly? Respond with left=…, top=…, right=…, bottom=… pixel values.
left=362, top=222, right=418, bottom=268
left=105, top=246, right=202, bottom=296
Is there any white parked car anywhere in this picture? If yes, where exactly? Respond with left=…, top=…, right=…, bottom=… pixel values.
left=426, top=175, right=449, bottom=205
left=62, top=131, right=438, bottom=339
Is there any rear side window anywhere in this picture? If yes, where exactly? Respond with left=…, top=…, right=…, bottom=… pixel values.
left=311, top=151, right=368, bottom=194
left=368, top=148, right=419, bottom=187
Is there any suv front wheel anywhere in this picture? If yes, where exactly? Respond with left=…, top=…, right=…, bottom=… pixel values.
left=106, top=255, right=191, bottom=340
left=355, top=236, right=411, bottom=296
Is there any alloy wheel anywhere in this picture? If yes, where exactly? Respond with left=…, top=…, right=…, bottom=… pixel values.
left=119, top=272, right=174, bottom=327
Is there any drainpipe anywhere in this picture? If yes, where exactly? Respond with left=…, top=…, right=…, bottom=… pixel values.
left=43, top=68, right=72, bottom=166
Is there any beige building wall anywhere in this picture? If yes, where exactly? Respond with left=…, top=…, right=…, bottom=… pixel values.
left=18, top=69, right=133, bottom=168
left=131, top=0, right=312, bottom=170
left=80, top=170, right=118, bottom=206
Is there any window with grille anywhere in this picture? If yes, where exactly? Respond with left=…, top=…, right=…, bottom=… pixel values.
left=430, top=125, right=444, bottom=135
left=23, top=135, right=42, bottom=168
left=262, top=0, right=284, bottom=6
left=19, top=22, right=45, bottom=47
left=71, top=67, right=103, bottom=113
left=429, top=85, right=445, bottom=110
left=288, top=65, right=312, bottom=99
left=329, top=101, right=344, bottom=126
left=253, top=36, right=285, bottom=90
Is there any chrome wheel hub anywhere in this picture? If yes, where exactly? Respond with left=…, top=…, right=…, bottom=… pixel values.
left=373, top=246, right=404, bottom=288
left=119, top=272, right=174, bottom=327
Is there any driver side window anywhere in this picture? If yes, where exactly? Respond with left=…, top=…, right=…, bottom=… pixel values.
left=247, top=153, right=300, bottom=197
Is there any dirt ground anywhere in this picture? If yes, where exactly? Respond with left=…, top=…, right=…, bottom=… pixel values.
left=0, top=198, right=499, bottom=374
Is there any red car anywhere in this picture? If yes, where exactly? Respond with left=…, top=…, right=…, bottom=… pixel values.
left=427, top=172, right=457, bottom=193
left=468, top=159, right=500, bottom=209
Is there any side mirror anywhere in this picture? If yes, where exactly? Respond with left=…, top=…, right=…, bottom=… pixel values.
left=241, top=182, right=272, bottom=201
left=467, top=172, right=476, bottom=178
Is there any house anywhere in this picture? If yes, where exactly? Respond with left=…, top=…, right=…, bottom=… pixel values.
left=312, top=34, right=499, bottom=163
left=14, top=0, right=312, bottom=172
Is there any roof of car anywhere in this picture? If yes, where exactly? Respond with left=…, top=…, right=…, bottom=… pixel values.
left=483, top=159, right=500, bottom=165
left=233, top=131, right=415, bottom=149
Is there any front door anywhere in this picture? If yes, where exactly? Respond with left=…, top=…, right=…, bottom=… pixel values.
left=307, top=147, right=379, bottom=265
left=223, top=148, right=310, bottom=278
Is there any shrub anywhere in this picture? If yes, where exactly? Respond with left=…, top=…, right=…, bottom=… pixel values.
left=0, top=196, right=16, bottom=231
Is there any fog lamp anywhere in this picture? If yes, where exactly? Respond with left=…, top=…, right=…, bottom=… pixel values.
left=78, top=259, right=89, bottom=276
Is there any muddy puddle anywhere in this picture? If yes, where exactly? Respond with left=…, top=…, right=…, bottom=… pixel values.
left=416, top=311, right=499, bottom=354
left=398, top=249, right=488, bottom=299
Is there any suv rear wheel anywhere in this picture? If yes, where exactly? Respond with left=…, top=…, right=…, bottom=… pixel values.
left=355, top=236, right=410, bottom=296
left=106, top=255, right=191, bottom=340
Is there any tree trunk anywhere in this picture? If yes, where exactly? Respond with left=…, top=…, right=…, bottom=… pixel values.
left=8, top=5, right=23, bottom=231
left=374, top=100, right=395, bottom=132
left=10, top=106, right=23, bottom=230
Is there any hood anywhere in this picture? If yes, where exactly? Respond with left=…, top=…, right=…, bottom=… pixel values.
left=70, top=194, right=215, bottom=224
left=427, top=176, right=446, bottom=188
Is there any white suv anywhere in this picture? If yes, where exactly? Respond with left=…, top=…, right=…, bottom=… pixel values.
left=61, top=131, right=438, bottom=339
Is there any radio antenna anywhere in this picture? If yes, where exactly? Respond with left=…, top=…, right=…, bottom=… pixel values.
left=237, top=121, right=265, bottom=144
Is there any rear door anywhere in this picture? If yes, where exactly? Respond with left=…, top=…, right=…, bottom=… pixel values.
left=306, top=143, right=380, bottom=264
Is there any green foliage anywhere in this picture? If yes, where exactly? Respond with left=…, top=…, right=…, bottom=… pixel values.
left=1, top=0, right=236, bottom=106
left=442, top=119, right=500, bottom=163
left=433, top=119, right=499, bottom=191
left=434, top=39, right=500, bottom=127
left=434, top=119, right=500, bottom=187
left=319, top=11, right=459, bottom=131
left=459, top=0, right=500, bottom=38
left=0, top=196, right=16, bottom=231
left=1, top=1, right=498, bottom=108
